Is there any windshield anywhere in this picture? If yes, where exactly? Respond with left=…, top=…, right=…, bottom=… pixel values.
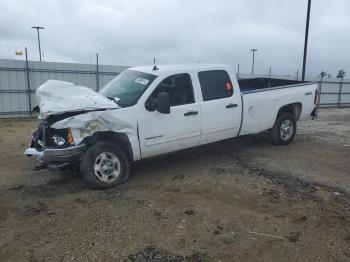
left=99, top=70, right=157, bottom=107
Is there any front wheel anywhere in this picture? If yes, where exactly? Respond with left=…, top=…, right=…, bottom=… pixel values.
left=80, top=141, right=130, bottom=189
left=270, top=112, right=296, bottom=145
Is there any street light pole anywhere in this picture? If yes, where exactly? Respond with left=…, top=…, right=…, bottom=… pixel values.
left=302, top=0, right=311, bottom=81
left=31, top=26, right=44, bottom=61
left=251, top=49, right=257, bottom=75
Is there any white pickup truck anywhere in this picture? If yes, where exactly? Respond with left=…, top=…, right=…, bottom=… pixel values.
left=25, top=64, right=319, bottom=189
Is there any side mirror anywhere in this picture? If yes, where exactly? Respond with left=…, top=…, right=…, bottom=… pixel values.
left=155, top=92, right=170, bottom=114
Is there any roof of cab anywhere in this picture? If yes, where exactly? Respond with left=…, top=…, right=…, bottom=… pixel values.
left=127, top=63, right=231, bottom=76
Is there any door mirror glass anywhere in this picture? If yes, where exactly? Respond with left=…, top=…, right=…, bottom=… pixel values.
left=155, top=92, right=170, bottom=114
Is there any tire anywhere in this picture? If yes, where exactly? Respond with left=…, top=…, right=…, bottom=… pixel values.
left=270, top=112, right=296, bottom=145
left=80, top=141, right=130, bottom=189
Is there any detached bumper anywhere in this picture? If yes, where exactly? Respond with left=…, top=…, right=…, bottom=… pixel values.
left=311, top=107, right=318, bottom=120
left=24, top=144, right=86, bottom=169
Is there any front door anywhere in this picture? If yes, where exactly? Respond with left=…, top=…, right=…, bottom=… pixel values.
left=138, top=73, right=201, bottom=158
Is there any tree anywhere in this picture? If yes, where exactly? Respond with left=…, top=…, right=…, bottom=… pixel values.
left=336, top=70, right=346, bottom=107
left=320, top=71, right=326, bottom=78
left=336, top=69, right=345, bottom=80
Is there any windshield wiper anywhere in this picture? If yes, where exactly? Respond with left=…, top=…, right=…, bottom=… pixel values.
left=106, top=96, right=120, bottom=105
left=106, top=96, right=127, bottom=107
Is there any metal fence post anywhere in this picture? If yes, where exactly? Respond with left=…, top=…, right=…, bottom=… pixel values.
left=96, top=53, right=99, bottom=91
left=296, top=69, right=299, bottom=81
left=319, top=76, right=323, bottom=105
left=338, top=77, right=343, bottom=107
left=25, top=47, right=32, bottom=117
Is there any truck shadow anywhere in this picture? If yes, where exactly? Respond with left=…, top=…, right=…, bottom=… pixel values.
left=131, top=131, right=272, bottom=178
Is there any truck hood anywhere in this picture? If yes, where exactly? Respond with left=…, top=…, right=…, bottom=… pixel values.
left=36, top=80, right=119, bottom=119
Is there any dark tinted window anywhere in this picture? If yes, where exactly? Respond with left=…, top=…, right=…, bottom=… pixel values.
left=198, top=70, right=233, bottom=101
left=150, top=74, right=195, bottom=106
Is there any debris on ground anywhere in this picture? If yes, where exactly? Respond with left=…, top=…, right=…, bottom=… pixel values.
left=286, top=232, right=301, bottom=242
left=7, top=184, right=24, bottom=190
left=184, top=209, right=195, bottom=216
left=126, top=245, right=207, bottom=262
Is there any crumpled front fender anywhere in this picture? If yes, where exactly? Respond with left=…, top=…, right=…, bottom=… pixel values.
left=50, top=109, right=140, bottom=161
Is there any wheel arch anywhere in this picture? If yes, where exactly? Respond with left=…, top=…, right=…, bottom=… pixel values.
left=277, top=103, right=302, bottom=121
left=82, top=131, right=134, bottom=162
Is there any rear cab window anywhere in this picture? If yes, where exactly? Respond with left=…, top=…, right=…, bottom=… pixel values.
left=198, top=70, right=233, bottom=101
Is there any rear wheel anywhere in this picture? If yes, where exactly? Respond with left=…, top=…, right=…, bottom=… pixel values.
left=80, top=141, right=130, bottom=189
left=270, top=112, right=296, bottom=145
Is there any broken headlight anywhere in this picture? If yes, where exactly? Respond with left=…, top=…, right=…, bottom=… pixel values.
left=52, top=135, right=66, bottom=146
left=45, top=126, right=75, bottom=147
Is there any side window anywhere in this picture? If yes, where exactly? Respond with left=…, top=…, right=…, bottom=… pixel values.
left=198, top=70, right=233, bottom=101
left=150, top=73, right=195, bottom=106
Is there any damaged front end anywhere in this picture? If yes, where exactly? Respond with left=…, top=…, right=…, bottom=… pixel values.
left=24, top=118, right=87, bottom=170
left=24, top=79, right=120, bottom=171
left=24, top=79, right=139, bottom=172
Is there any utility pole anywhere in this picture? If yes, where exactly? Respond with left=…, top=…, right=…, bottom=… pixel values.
left=237, top=64, right=240, bottom=79
left=302, top=0, right=312, bottom=81
left=251, top=49, right=257, bottom=75
left=31, top=26, right=44, bottom=61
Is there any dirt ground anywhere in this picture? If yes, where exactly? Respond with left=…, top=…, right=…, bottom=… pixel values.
left=0, top=108, right=349, bottom=261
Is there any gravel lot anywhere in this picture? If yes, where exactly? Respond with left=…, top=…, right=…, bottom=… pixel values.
left=0, top=108, right=349, bottom=261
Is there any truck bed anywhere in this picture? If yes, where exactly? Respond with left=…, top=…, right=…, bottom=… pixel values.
left=238, top=80, right=319, bottom=136
left=238, top=78, right=305, bottom=93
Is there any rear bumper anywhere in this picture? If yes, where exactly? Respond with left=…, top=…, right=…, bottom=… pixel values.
left=24, top=144, right=86, bottom=169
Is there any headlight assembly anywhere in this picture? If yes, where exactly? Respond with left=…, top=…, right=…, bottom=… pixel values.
left=52, top=135, right=66, bottom=146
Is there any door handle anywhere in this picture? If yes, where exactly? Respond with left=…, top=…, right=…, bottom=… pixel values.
left=184, top=111, right=198, bottom=116
left=226, top=103, right=238, bottom=108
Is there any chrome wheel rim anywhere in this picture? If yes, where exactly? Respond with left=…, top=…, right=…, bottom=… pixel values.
left=93, top=152, right=121, bottom=183
left=280, top=120, right=294, bottom=141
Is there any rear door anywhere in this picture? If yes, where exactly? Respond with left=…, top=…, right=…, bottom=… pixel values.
left=138, top=73, right=201, bottom=158
left=196, top=70, right=241, bottom=144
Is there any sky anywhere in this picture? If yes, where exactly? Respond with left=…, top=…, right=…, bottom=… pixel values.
left=0, top=0, right=349, bottom=77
